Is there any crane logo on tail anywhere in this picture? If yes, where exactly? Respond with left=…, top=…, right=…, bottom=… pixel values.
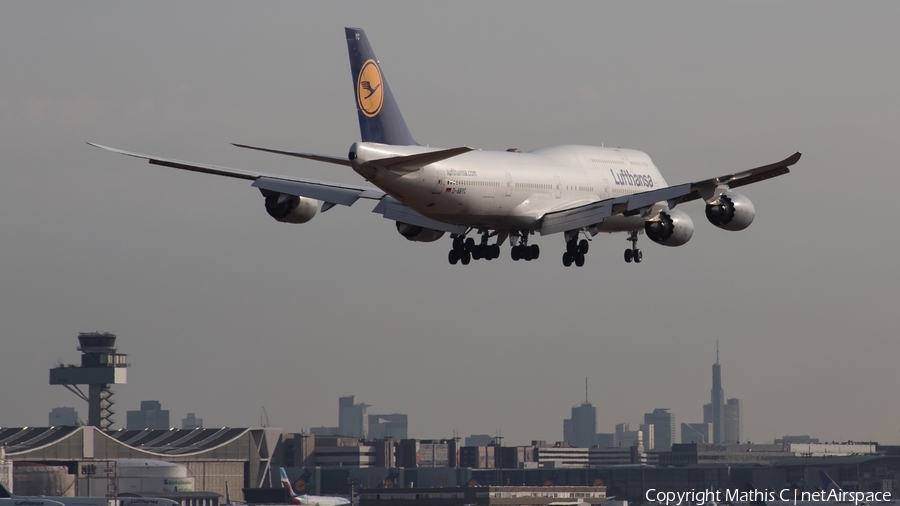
left=357, top=59, right=384, bottom=117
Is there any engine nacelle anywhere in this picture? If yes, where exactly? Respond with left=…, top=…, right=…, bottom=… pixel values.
left=644, top=208, right=694, bottom=247
left=396, top=222, right=445, bottom=242
left=264, top=193, right=318, bottom=224
left=705, top=191, right=755, bottom=231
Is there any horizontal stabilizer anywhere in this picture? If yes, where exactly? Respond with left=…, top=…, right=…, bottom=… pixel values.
left=366, top=146, right=474, bottom=173
left=232, top=143, right=351, bottom=166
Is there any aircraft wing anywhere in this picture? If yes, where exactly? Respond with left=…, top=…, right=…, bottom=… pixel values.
left=87, top=142, right=385, bottom=210
left=540, top=152, right=801, bottom=235
left=88, top=142, right=469, bottom=234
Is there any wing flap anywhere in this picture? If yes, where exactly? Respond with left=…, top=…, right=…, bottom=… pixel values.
left=372, top=197, right=468, bottom=235
left=253, top=177, right=383, bottom=207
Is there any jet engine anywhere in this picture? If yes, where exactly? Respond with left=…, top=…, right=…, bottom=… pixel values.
left=705, top=191, right=755, bottom=231
left=644, top=208, right=694, bottom=247
left=263, top=192, right=318, bottom=224
left=396, top=222, right=445, bottom=242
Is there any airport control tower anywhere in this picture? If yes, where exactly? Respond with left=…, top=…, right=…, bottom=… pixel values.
left=49, top=332, right=129, bottom=429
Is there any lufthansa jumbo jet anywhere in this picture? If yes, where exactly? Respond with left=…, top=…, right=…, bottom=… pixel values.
left=90, top=28, right=800, bottom=267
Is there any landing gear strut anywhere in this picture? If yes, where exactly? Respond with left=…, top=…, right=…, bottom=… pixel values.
left=449, top=230, right=502, bottom=265
left=562, top=231, right=589, bottom=267
left=510, top=232, right=540, bottom=261
left=624, top=230, right=642, bottom=263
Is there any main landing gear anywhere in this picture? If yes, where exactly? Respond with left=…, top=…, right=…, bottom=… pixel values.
left=448, top=230, right=501, bottom=265
left=562, top=234, right=590, bottom=267
left=624, top=230, right=643, bottom=263
left=510, top=233, right=540, bottom=261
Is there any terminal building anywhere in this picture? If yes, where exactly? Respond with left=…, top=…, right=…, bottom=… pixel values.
left=0, top=425, right=280, bottom=503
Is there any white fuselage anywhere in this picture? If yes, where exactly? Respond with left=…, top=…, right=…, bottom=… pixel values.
left=351, top=142, right=669, bottom=232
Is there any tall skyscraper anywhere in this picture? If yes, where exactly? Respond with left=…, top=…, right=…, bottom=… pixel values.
left=563, top=379, right=596, bottom=448
left=564, top=403, right=597, bottom=448
left=643, top=408, right=675, bottom=450
left=711, top=343, right=725, bottom=443
left=724, top=398, right=742, bottom=443
left=338, top=395, right=370, bottom=437
left=681, top=422, right=712, bottom=444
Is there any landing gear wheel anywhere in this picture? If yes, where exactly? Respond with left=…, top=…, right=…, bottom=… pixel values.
left=460, top=251, right=471, bottom=265
left=624, top=249, right=634, bottom=263
left=634, top=248, right=643, bottom=263
left=530, top=244, right=540, bottom=260
left=449, top=250, right=460, bottom=265
left=491, top=244, right=501, bottom=259
left=563, top=252, right=573, bottom=267
left=465, top=237, right=475, bottom=252
left=523, top=247, right=533, bottom=261
left=575, top=253, right=585, bottom=267
left=567, top=240, right=578, bottom=255
left=511, top=246, right=521, bottom=261
left=578, top=239, right=589, bottom=255
left=472, top=246, right=482, bottom=260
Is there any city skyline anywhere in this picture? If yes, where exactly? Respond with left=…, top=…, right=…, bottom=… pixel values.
left=1, top=3, right=899, bottom=446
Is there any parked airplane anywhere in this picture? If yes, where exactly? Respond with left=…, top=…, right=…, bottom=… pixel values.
left=0, top=498, right=66, bottom=506
left=89, top=27, right=800, bottom=267
left=0, top=484, right=177, bottom=506
left=278, top=469, right=349, bottom=506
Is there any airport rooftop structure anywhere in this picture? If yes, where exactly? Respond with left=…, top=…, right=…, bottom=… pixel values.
left=0, top=426, right=281, bottom=502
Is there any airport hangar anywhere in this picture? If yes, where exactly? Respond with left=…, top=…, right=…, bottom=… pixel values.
left=0, top=426, right=282, bottom=503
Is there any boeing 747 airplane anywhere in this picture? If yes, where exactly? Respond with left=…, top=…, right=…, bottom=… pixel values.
left=90, top=28, right=800, bottom=267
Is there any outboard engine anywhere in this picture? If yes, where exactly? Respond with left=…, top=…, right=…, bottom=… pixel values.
left=705, top=191, right=755, bottom=231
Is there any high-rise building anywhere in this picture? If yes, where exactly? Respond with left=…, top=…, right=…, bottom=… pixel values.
left=338, top=395, right=370, bottom=438
left=563, top=403, right=596, bottom=448
left=681, top=422, right=713, bottom=444
left=639, top=423, right=655, bottom=450
left=126, top=400, right=170, bottom=429
left=703, top=403, right=712, bottom=424
left=711, top=345, right=725, bottom=443
left=563, top=380, right=597, bottom=448
left=367, top=413, right=408, bottom=439
left=182, top=412, right=203, bottom=429
left=465, top=434, right=495, bottom=446
left=643, top=408, right=675, bottom=450
left=614, top=423, right=643, bottom=448
left=49, top=406, right=80, bottom=426
left=724, top=398, right=742, bottom=443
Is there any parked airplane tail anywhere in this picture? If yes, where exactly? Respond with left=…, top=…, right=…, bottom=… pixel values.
left=819, top=471, right=840, bottom=490
left=345, top=27, right=418, bottom=146
left=279, top=467, right=310, bottom=504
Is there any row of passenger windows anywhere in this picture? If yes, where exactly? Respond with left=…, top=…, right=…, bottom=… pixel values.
left=566, top=185, right=595, bottom=191
left=591, top=158, right=626, bottom=165
left=630, top=161, right=649, bottom=167
left=447, top=180, right=499, bottom=187
left=515, top=182, right=552, bottom=189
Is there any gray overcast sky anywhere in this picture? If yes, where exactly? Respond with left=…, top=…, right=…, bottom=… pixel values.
left=1, top=2, right=898, bottom=446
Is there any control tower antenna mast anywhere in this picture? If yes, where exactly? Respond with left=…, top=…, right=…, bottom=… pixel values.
left=49, top=332, right=129, bottom=429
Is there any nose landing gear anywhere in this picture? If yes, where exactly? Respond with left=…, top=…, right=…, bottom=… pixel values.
left=624, top=230, right=642, bottom=263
